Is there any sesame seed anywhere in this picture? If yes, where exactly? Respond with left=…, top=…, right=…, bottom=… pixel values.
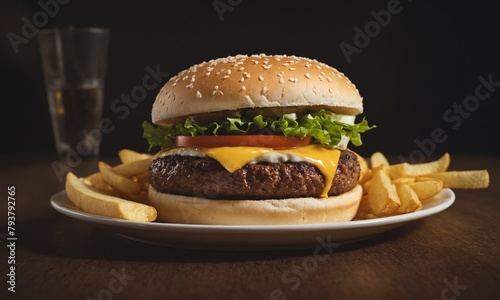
left=238, top=67, right=245, bottom=71
left=191, top=76, right=196, bottom=83
left=206, top=67, right=214, bottom=71
left=289, top=77, right=298, bottom=83
left=328, top=88, right=333, bottom=93
left=315, top=65, right=322, bottom=70
left=227, top=69, right=231, bottom=75
left=263, top=65, right=272, bottom=70
left=262, top=86, right=268, bottom=94
left=205, top=72, right=211, bottom=77
left=240, top=77, right=245, bottom=82
left=304, top=73, right=311, bottom=79
left=279, top=77, right=285, bottom=84
left=327, top=76, right=332, bottom=82
left=319, top=76, right=324, bottom=82
left=258, top=75, right=264, bottom=81
left=186, top=83, right=194, bottom=89
left=289, top=67, right=296, bottom=71
left=182, top=76, right=188, bottom=81
left=253, top=60, right=259, bottom=65
left=223, top=75, right=230, bottom=79
left=196, top=91, right=202, bottom=99
left=277, top=73, right=283, bottom=77
left=212, top=91, right=217, bottom=95
left=245, top=73, right=251, bottom=78
left=216, top=71, right=221, bottom=76
left=320, top=72, right=325, bottom=76
left=172, top=82, right=177, bottom=87
left=282, top=63, right=289, bottom=67
left=241, top=85, right=246, bottom=91
left=336, top=73, right=342, bottom=78
left=215, top=85, right=219, bottom=90
left=305, top=62, right=311, bottom=68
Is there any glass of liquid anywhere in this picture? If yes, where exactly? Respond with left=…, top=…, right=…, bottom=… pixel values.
left=39, top=27, right=110, bottom=158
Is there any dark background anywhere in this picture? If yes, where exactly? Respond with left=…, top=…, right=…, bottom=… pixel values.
left=1, top=0, right=499, bottom=161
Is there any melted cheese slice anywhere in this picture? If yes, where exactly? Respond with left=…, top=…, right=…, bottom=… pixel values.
left=160, top=145, right=341, bottom=198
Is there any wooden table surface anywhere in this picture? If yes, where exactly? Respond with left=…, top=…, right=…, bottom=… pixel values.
left=0, top=153, right=498, bottom=300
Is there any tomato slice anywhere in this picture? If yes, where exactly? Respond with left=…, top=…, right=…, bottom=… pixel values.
left=175, top=135, right=312, bottom=149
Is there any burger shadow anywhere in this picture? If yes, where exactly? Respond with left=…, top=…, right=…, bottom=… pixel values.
left=20, top=214, right=423, bottom=263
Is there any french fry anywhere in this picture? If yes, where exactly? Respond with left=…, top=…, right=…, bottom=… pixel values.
left=84, top=172, right=106, bottom=188
left=127, top=191, right=150, bottom=205
left=112, top=157, right=153, bottom=177
left=407, top=179, right=444, bottom=201
left=370, top=152, right=389, bottom=168
left=66, top=172, right=157, bottom=222
left=356, top=150, right=489, bottom=219
left=392, top=177, right=415, bottom=185
left=360, top=169, right=373, bottom=186
left=118, top=149, right=152, bottom=164
left=362, top=179, right=372, bottom=194
left=395, top=183, right=422, bottom=213
left=354, top=195, right=378, bottom=220
left=388, top=153, right=450, bottom=178
left=422, top=170, right=489, bottom=189
left=367, top=169, right=400, bottom=216
left=98, top=162, right=143, bottom=196
left=133, top=172, right=151, bottom=191
left=134, top=171, right=150, bottom=183
left=83, top=172, right=121, bottom=197
left=354, top=152, right=370, bottom=184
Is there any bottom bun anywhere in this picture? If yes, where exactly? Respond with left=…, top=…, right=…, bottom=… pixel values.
left=148, top=185, right=363, bottom=225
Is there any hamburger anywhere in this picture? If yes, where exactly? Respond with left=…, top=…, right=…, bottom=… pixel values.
left=142, top=54, right=374, bottom=225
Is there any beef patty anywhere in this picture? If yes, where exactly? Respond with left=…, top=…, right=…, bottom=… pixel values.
left=149, top=149, right=360, bottom=200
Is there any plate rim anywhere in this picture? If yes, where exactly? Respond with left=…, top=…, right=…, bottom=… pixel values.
left=50, top=188, right=455, bottom=232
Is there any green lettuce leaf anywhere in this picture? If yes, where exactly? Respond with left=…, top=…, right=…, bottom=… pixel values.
left=143, top=110, right=375, bottom=150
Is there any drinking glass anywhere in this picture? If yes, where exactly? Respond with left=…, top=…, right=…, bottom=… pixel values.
left=39, top=27, right=110, bottom=157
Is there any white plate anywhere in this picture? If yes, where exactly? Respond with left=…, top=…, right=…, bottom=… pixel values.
left=50, top=188, right=455, bottom=250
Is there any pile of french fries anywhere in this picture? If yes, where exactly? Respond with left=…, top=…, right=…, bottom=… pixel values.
left=65, top=149, right=157, bottom=222
left=64, top=149, right=490, bottom=223
left=355, top=152, right=490, bottom=219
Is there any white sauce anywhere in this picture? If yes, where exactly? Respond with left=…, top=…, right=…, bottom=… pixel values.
left=166, top=147, right=315, bottom=164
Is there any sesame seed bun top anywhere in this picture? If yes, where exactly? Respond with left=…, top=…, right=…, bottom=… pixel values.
left=152, top=54, right=363, bottom=125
